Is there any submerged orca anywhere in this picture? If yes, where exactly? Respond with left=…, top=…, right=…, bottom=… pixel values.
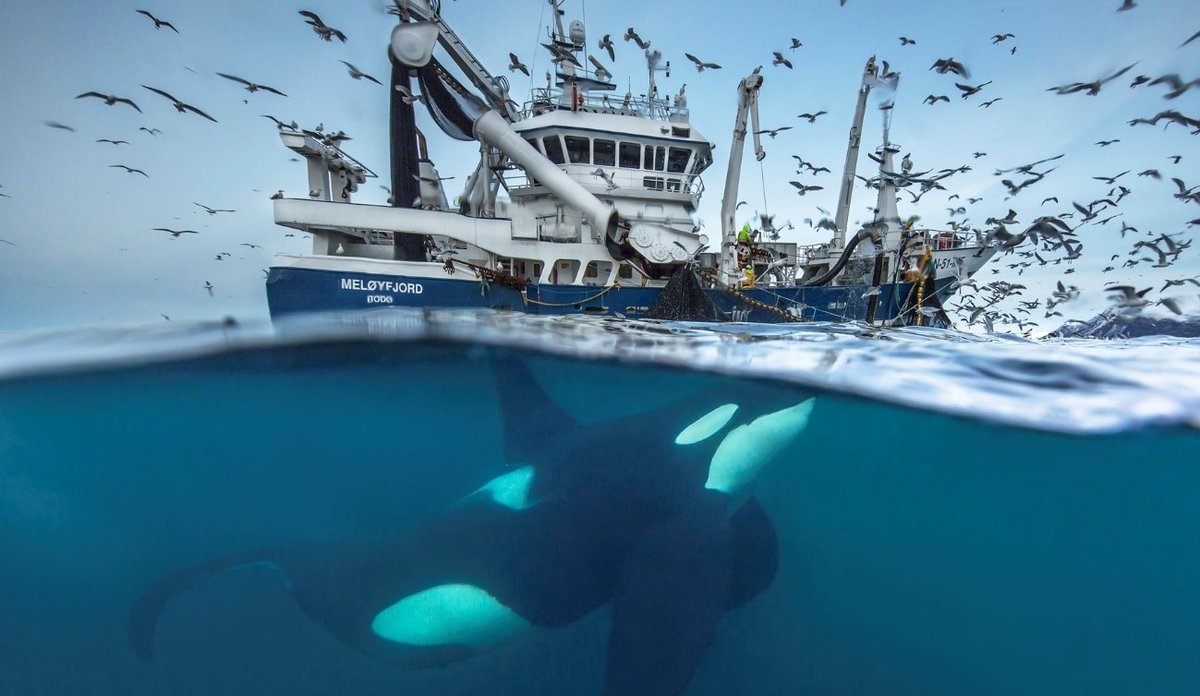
left=129, top=359, right=816, bottom=695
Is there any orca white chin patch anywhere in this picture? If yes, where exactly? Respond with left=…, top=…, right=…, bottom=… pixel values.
left=675, top=404, right=739, bottom=445
left=371, top=583, right=532, bottom=648
left=706, top=398, right=816, bottom=496
left=469, top=465, right=537, bottom=510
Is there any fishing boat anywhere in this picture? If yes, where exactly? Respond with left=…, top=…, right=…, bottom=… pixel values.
left=266, top=0, right=997, bottom=324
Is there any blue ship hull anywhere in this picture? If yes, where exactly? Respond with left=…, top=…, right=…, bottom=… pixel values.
left=267, top=266, right=955, bottom=324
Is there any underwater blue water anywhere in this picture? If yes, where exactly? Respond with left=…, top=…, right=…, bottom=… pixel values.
left=1, top=310, right=1198, bottom=696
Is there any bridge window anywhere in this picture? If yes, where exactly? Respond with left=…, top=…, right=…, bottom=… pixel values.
left=543, top=136, right=565, bottom=164
left=667, top=147, right=691, bottom=174
left=594, top=139, right=616, bottom=166
left=643, top=176, right=665, bottom=191
left=619, top=142, right=641, bottom=168
left=644, top=146, right=665, bottom=172
left=583, top=261, right=613, bottom=284
left=565, top=136, right=590, bottom=164
left=524, top=138, right=542, bottom=154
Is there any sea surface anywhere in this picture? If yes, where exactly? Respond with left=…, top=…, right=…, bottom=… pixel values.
left=2, top=309, right=1198, bottom=696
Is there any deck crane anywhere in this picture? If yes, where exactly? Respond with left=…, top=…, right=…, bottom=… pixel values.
left=718, top=71, right=766, bottom=283
left=391, top=0, right=520, bottom=122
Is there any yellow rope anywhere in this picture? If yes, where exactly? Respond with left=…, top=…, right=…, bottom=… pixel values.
left=525, top=283, right=619, bottom=307
left=697, top=268, right=798, bottom=322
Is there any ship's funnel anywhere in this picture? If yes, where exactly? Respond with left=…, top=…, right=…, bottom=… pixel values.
left=390, top=22, right=439, bottom=67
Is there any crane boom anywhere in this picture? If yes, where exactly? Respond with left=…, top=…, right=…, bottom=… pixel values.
left=833, top=57, right=878, bottom=246
left=401, top=0, right=519, bottom=121
left=718, top=72, right=766, bottom=282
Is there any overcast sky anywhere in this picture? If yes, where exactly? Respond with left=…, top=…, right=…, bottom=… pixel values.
left=0, top=0, right=1197, bottom=331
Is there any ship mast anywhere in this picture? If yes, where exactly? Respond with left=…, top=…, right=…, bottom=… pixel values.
left=872, top=112, right=903, bottom=250
left=833, top=57, right=877, bottom=248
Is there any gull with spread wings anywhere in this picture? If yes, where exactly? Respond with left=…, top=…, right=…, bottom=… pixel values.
left=141, top=86, right=218, bottom=122
left=76, top=92, right=142, bottom=112
left=216, top=73, right=287, bottom=97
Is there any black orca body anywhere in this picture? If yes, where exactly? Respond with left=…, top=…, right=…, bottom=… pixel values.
left=130, top=360, right=815, bottom=696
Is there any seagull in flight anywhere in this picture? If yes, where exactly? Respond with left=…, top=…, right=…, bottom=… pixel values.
left=754, top=126, right=792, bottom=138
left=298, top=10, right=346, bottom=42
left=261, top=114, right=299, bottom=130
left=139, top=127, right=162, bottom=135
left=790, top=182, right=824, bottom=195
left=153, top=228, right=199, bottom=238
left=772, top=52, right=793, bottom=69
left=96, top=138, right=130, bottom=145
left=136, top=10, right=178, bottom=33
left=43, top=120, right=75, bottom=132
left=393, top=84, right=425, bottom=105
left=216, top=73, right=287, bottom=96
left=340, top=61, right=381, bottom=85
left=899, top=36, right=917, bottom=46
left=109, top=164, right=149, bottom=177
left=1105, top=285, right=1151, bottom=311
left=1092, top=170, right=1130, bottom=185
left=955, top=81, right=992, bottom=99
left=1147, top=74, right=1200, bottom=100
left=1048, top=63, right=1136, bottom=96
left=76, top=92, right=142, bottom=112
left=591, top=168, right=619, bottom=190
left=797, top=110, right=827, bottom=123
left=623, top=27, right=650, bottom=49
left=142, top=85, right=218, bottom=122
left=194, top=202, right=235, bottom=215
left=598, top=34, right=615, bottom=61
left=508, top=53, right=530, bottom=76
left=684, top=53, right=722, bottom=72
left=930, top=58, right=970, bottom=78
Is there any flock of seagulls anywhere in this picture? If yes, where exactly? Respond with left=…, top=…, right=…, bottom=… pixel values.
left=742, top=11, right=1195, bottom=333
left=530, top=5, right=1198, bottom=334
left=20, top=8, right=364, bottom=301
left=11, top=2, right=1198, bottom=333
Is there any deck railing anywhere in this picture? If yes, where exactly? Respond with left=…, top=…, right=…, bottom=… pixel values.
left=520, top=87, right=686, bottom=122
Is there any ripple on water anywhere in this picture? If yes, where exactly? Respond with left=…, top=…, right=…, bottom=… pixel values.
left=0, top=309, right=1197, bottom=434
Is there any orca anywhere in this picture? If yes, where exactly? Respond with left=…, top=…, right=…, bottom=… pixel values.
left=129, top=359, right=816, bottom=696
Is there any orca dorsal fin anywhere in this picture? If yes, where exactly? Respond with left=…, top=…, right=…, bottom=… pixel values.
left=491, top=357, right=581, bottom=467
